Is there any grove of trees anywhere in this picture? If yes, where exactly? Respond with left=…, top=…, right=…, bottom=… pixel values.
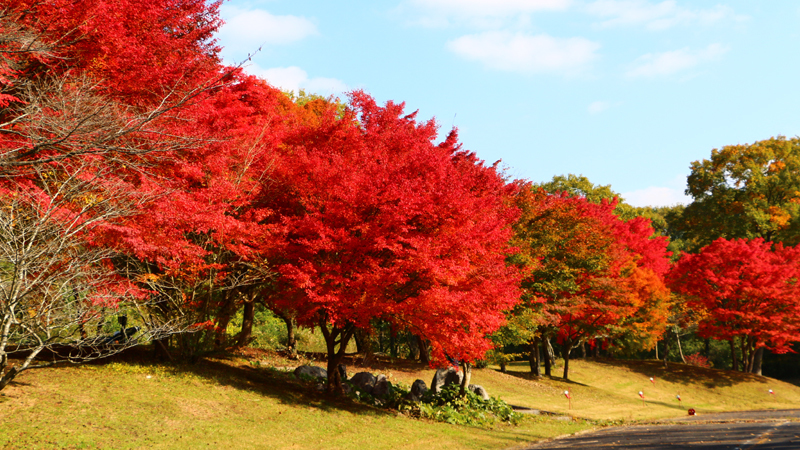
left=2, top=0, right=798, bottom=394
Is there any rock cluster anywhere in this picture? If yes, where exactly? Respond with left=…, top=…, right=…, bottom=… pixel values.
left=293, top=364, right=489, bottom=401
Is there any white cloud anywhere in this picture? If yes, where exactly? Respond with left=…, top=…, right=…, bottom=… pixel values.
left=400, top=0, right=571, bottom=28
left=447, top=31, right=599, bottom=75
left=588, top=101, right=610, bottom=114
left=622, top=186, right=690, bottom=207
left=585, top=0, right=742, bottom=30
left=625, top=43, right=728, bottom=78
left=218, top=6, right=317, bottom=55
left=407, top=0, right=571, bottom=16
left=247, top=65, right=348, bottom=97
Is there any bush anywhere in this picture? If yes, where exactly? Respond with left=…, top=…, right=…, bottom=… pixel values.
left=684, top=353, right=712, bottom=368
left=417, top=384, right=521, bottom=427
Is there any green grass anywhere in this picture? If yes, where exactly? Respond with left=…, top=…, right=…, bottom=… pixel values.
left=0, top=352, right=587, bottom=450
left=2, top=352, right=799, bottom=449
left=483, top=359, right=800, bottom=421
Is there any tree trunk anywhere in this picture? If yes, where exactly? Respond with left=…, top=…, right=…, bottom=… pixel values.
left=528, top=337, right=540, bottom=376
left=417, top=336, right=430, bottom=365
left=389, top=328, right=397, bottom=359
left=663, top=331, right=671, bottom=369
left=562, top=339, right=574, bottom=380
left=407, top=333, right=420, bottom=360
left=214, top=291, right=236, bottom=348
left=676, top=332, right=686, bottom=363
left=235, top=298, right=255, bottom=348
left=593, top=339, right=600, bottom=358
left=275, top=311, right=298, bottom=358
left=655, top=339, right=659, bottom=360
left=743, top=336, right=758, bottom=373
left=459, top=361, right=472, bottom=397
left=730, top=339, right=739, bottom=371
left=752, top=347, right=764, bottom=375
left=543, top=336, right=552, bottom=376
left=320, top=320, right=356, bottom=395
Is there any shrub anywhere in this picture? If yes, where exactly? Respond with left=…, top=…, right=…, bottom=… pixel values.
left=684, top=353, right=712, bottom=368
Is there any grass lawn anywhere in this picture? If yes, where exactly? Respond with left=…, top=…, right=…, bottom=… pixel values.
left=1, top=350, right=799, bottom=449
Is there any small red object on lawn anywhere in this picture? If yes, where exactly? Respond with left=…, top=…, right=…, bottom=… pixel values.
left=649, top=377, right=655, bottom=385
left=564, top=390, right=572, bottom=409
left=638, top=391, right=646, bottom=406
left=769, top=389, right=774, bottom=395
left=688, top=408, right=696, bottom=416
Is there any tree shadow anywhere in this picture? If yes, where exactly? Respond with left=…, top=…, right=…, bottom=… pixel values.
left=586, top=358, right=768, bottom=388
left=73, top=346, right=424, bottom=418
left=497, top=368, right=591, bottom=387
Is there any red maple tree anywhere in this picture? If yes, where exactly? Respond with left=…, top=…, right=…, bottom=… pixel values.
left=262, top=92, right=521, bottom=392
left=668, top=238, right=800, bottom=372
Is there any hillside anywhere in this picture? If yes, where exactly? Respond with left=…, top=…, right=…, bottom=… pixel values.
left=1, top=351, right=799, bottom=449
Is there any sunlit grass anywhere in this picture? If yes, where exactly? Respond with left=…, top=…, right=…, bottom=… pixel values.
left=0, top=353, right=589, bottom=450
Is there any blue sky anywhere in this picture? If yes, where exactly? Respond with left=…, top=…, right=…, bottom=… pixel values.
left=215, top=1, right=800, bottom=206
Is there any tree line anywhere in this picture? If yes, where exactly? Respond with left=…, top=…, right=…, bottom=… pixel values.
left=2, top=0, right=800, bottom=394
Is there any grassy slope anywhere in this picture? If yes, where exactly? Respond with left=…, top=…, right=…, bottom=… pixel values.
left=2, top=352, right=799, bottom=449
left=0, top=353, right=585, bottom=450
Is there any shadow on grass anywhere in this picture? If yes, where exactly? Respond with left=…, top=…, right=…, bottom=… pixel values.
left=79, top=346, right=418, bottom=418
left=497, top=368, right=591, bottom=387
left=585, top=358, right=768, bottom=388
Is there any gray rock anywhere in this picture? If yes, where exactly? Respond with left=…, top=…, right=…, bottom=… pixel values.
left=348, top=371, right=377, bottom=394
left=294, top=365, right=327, bottom=380
left=372, top=374, right=392, bottom=399
left=468, top=384, right=490, bottom=401
left=431, top=367, right=463, bottom=394
left=408, top=379, right=429, bottom=401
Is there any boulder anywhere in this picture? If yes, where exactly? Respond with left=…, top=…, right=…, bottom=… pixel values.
left=408, top=379, right=429, bottom=401
left=294, top=365, right=327, bottom=380
left=348, top=371, right=377, bottom=394
left=431, top=367, right=462, bottom=394
left=468, top=384, right=490, bottom=401
left=372, top=374, right=392, bottom=399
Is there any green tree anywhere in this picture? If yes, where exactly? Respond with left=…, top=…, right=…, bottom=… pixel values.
left=682, top=136, right=800, bottom=250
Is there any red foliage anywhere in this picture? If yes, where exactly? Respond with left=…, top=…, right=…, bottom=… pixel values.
left=264, top=92, right=521, bottom=367
left=668, top=238, right=800, bottom=354
left=511, top=186, right=671, bottom=377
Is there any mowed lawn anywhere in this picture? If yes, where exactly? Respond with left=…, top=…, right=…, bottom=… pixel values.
left=0, top=352, right=586, bottom=450
left=2, top=351, right=799, bottom=449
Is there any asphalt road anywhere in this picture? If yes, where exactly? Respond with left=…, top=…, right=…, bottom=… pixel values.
left=526, top=410, right=800, bottom=450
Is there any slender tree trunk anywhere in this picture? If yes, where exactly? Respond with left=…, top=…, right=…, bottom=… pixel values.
left=235, top=297, right=255, bottom=348
left=676, top=332, right=686, bottom=363
left=580, top=340, right=586, bottom=358
left=459, top=361, right=472, bottom=397
left=730, top=339, right=739, bottom=371
left=663, top=331, right=671, bottom=369
left=528, top=337, right=541, bottom=376
left=593, top=339, right=600, bottom=358
left=655, top=339, right=659, bottom=360
left=543, top=336, right=552, bottom=376
left=275, top=311, right=297, bottom=358
left=744, top=336, right=758, bottom=373
left=389, top=328, right=397, bottom=359
left=562, top=339, right=574, bottom=380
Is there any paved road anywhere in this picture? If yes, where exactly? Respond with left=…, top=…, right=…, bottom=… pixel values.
left=526, top=410, right=800, bottom=450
